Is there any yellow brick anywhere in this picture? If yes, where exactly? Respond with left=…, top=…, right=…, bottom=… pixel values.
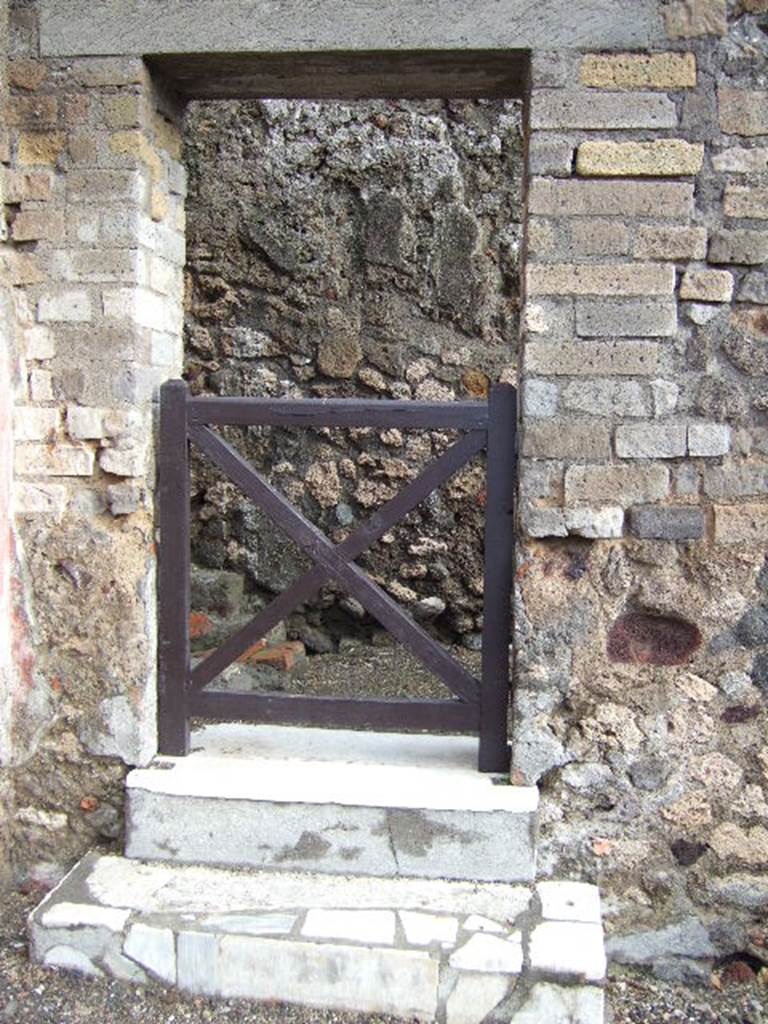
left=580, top=52, right=697, bottom=89
left=152, top=110, right=182, bottom=161
left=526, top=262, right=675, bottom=297
left=18, top=131, right=66, bottom=166
left=576, top=140, right=704, bottom=177
left=150, top=186, right=168, bottom=223
left=109, top=130, right=163, bottom=181
left=104, top=94, right=141, bottom=129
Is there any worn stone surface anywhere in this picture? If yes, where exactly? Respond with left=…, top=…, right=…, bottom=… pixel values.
left=575, top=299, right=677, bottom=337
left=633, top=225, right=708, bottom=260
left=616, top=423, right=687, bottom=459
left=528, top=179, right=693, bottom=218
left=510, top=984, right=604, bottom=1024
left=126, top=762, right=538, bottom=883
left=529, top=922, right=606, bottom=981
left=531, top=90, right=677, bottom=130
left=527, top=340, right=663, bottom=376
left=565, top=463, right=670, bottom=503
left=527, top=263, right=675, bottom=297
left=724, top=186, right=768, bottom=220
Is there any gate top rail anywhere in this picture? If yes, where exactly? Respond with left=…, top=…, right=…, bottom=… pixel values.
left=187, top=396, right=489, bottom=430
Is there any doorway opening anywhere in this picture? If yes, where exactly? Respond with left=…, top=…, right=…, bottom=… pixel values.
left=170, top=65, right=526, bottom=756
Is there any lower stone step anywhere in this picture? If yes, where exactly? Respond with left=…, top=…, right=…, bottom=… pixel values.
left=125, top=723, right=539, bottom=883
left=30, top=853, right=606, bottom=1024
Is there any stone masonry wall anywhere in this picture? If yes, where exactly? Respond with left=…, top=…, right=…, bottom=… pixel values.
left=1, top=1, right=185, bottom=882
left=183, top=98, right=523, bottom=651
left=0, top=0, right=767, bottom=977
left=0, top=0, right=17, bottom=887
left=516, top=0, right=768, bottom=974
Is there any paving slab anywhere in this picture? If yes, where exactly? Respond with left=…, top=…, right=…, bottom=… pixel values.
left=30, top=853, right=605, bottom=1023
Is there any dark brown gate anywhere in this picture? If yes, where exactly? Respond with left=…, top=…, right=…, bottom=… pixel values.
left=156, top=380, right=517, bottom=772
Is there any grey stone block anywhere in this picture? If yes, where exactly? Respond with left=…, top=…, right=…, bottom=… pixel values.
left=606, top=918, right=716, bottom=964
left=630, top=505, right=705, bottom=540
left=576, top=299, right=677, bottom=338
left=523, top=379, right=559, bottom=418
left=616, top=423, right=687, bottom=459
left=531, top=90, right=676, bottom=130
left=528, top=137, right=575, bottom=177
left=738, top=270, right=768, bottom=304
left=709, top=229, right=768, bottom=266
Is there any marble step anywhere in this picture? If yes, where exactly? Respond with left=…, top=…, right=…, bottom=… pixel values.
left=30, top=852, right=606, bottom=1024
left=126, top=723, right=539, bottom=883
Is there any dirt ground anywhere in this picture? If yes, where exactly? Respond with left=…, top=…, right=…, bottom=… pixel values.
left=3, top=888, right=768, bottom=1024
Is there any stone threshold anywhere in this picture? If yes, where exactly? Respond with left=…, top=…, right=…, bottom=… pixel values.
left=30, top=853, right=605, bottom=1023
left=129, top=723, right=539, bottom=812
left=126, top=724, right=539, bottom=883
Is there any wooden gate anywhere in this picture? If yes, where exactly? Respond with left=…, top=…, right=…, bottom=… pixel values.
left=157, top=380, right=516, bottom=772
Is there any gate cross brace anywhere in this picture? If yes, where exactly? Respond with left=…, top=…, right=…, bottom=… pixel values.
left=189, top=423, right=484, bottom=705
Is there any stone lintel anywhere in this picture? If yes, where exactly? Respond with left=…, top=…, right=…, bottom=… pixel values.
left=40, top=1, right=665, bottom=70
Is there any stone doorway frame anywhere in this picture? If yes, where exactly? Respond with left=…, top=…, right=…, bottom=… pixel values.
left=21, top=0, right=669, bottom=768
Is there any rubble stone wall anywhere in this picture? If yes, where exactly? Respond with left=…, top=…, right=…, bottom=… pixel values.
left=183, top=98, right=523, bottom=649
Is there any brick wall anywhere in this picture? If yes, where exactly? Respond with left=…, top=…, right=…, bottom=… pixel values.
left=516, top=1, right=768, bottom=965
left=1, top=3, right=185, bottom=877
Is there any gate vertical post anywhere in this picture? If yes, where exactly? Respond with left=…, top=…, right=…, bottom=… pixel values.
left=478, top=383, right=516, bottom=773
left=157, top=379, right=191, bottom=756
